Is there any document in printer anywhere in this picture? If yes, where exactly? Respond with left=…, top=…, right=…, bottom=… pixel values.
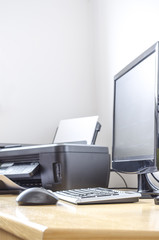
left=0, top=174, right=25, bottom=190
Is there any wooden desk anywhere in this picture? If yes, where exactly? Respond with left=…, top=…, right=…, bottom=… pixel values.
left=0, top=195, right=159, bottom=240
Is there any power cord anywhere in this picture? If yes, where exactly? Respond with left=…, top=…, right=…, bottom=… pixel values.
left=110, top=169, right=128, bottom=188
left=151, top=173, right=159, bottom=184
left=110, top=169, right=159, bottom=191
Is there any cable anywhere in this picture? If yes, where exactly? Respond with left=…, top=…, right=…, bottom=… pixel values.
left=110, top=169, right=128, bottom=188
left=151, top=173, right=159, bottom=183
left=110, top=169, right=159, bottom=191
left=145, top=173, right=159, bottom=191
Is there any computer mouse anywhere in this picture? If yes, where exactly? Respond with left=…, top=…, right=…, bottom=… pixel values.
left=16, top=187, right=58, bottom=205
left=154, top=196, right=159, bottom=205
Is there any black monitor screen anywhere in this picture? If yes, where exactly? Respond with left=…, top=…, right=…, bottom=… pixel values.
left=112, top=43, right=159, bottom=174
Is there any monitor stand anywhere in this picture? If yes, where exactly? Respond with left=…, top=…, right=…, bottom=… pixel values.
left=138, top=173, right=159, bottom=198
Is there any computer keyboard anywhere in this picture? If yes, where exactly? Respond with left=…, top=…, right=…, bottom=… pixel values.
left=54, top=187, right=141, bottom=205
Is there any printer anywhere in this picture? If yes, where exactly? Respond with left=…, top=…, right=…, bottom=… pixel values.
left=0, top=116, right=110, bottom=191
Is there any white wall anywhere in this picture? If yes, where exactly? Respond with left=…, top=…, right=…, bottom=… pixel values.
left=92, top=0, right=159, bottom=188
left=92, top=0, right=159, bottom=148
left=1, top=0, right=159, bottom=187
left=0, top=0, right=97, bottom=144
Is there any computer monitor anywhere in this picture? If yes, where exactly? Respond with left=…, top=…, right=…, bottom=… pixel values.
left=112, top=42, right=159, bottom=197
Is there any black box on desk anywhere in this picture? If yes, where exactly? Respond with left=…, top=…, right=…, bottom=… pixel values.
left=0, top=144, right=110, bottom=191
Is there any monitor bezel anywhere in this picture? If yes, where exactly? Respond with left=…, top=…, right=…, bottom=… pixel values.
left=112, top=42, right=159, bottom=174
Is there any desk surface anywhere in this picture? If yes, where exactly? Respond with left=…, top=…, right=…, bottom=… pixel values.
left=0, top=195, right=159, bottom=240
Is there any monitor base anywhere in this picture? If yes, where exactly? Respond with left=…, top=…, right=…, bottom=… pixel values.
left=138, top=173, right=159, bottom=198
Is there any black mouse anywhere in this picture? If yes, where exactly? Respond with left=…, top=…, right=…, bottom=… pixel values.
left=16, top=187, right=58, bottom=205
left=154, top=196, right=159, bottom=205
